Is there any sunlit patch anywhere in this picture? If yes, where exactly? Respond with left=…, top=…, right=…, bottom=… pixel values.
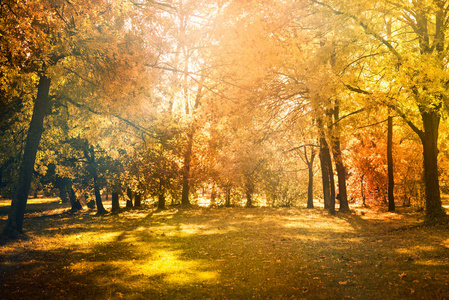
left=396, top=245, right=438, bottom=256
left=69, top=249, right=219, bottom=287
left=442, top=239, right=449, bottom=248
left=414, top=260, right=449, bottom=267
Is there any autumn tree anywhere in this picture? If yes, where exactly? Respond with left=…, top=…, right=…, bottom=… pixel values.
left=1, top=0, right=157, bottom=236
left=305, top=0, right=448, bottom=220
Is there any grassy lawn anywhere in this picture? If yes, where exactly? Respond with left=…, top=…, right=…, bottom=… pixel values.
left=1, top=200, right=449, bottom=299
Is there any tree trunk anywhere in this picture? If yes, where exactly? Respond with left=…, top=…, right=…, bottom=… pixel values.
left=210, top=183, right=216, bottom=207
left=126, top=187, right=134, bottom=208
left=361, top=175, right=366, bottom=207
left=225, top=183, right=231, bottom=207
left=319, top=137, right=331, bottom=210
left=387, top=116, right=395, bottom=212
left=420, top=110, right=445, bottom=220
left=317, top=118, right=333, bottom=211
left=69, top=187, right=83, bottom=211
left=134, top=192, right=142, bottom=207
left=245, top=178, right=254, bottom=208
left=331, top=106, right=349, bottom=212
left=111, top=192, right=120, bottom=212
left=158, top=192, right=166, bottom=210
left=2, top=75, right=51, bottom=237
left=181, top=132, right=193, bottom=206
left=90, top=146, right=107, bottom=215
left=306, top=147, right=316, bottom=209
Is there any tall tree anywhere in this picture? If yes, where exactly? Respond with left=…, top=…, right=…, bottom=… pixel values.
left=307, top=0, right=447, bottom=220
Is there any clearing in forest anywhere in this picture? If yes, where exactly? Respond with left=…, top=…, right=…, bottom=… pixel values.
left=1, top=201, right=449, bottom=299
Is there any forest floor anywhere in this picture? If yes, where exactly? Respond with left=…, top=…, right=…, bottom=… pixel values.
left=1, top=199, right=449, bottom=299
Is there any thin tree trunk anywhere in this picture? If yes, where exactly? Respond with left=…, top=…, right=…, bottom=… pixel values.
left=90, top=146, right=107, bottom=215
left=2, top=76, right=51, bottom=237
left=319, top=137, right=331, bottom=210
left=361, top=175, right=366, bottom=207
left=245, top=177, right=254, bottom=208
left=181, top=132, right=193, bottom=206
left=306, top=147, right=316, bottom=209
left=158, top=178, right=166, bottom=210
left=387, top=115, right=395, bottom=212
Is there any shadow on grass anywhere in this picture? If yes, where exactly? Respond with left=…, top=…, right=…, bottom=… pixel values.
left=1, top=206, right=449, bottom=299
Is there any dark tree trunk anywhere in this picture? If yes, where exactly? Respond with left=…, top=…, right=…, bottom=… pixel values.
left=319, top=137, right=331, bottom=210
left=89, top=146, right=107, bottom=215
left=126, top=188, right=134, bottom=208
left=134, top=192, right=142, bottom=207
left=245, top=178, right=254, bottom=208
left=57, top=177, right=70, bottom=203
left=225, top=183, right=231, bottom=207
left=69, top=187, right=83, bottom=211
left=361, top=175, right=366, bottom=207
left=331, top=106, right=349, bottom=212
left=387, top=116, right=395, bottom=212
left=305, top=147, right=316, bottom=209
left=2, top=76, right=51, bottom=237
left=317, top=118, right=333, bottom=211
left=111, top=192, right=120, bottom=212
left=307, top=163, right=314, bottom=208
left=420, top=110, right=445, bottom=219
left=158, top=192, right=166, bottom=210
left=210, top=183, right=216, bottom=207
left=181, top=132, right=193, bottom=206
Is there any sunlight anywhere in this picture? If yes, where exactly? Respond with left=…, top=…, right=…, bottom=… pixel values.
left=69, top=249, right=219, bottom=287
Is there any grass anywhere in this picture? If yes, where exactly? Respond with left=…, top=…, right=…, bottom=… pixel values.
left=1, top=199, right=449, bottom=299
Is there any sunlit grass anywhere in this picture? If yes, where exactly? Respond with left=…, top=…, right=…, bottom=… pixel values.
left=1, top=202, right=449, bottom=299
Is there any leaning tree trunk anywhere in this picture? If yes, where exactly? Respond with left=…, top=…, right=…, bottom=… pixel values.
left=89, top=146, right=107, bottom=215
left=2, top=75, right=51, bottom=237
left=319, top=136, right=331, bottom=210
left=387, top=115, right=395, bottom=212
left=420, top=110, right=445, bottom=220
left=331, top=106, right=349, bottom=212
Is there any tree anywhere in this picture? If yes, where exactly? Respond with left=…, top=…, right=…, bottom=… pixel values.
left=1, top=0, right=155, bottom=236
left=307, top=0, right=447, bottom=220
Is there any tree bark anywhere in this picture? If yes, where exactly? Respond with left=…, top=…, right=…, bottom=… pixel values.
left=245, top=177, right=254, bottom=208
left=126, top=187, right=134, bottom=208
left=134, top=192, right=142, bottom=207
left=69, top=187, right=83, bottom=211
left=331, top=106, right=349, bottom=212
left=420, top=110, right=445, bottom=219
left=317, top=117, right=334, bottom=213
left=111, top=192, right=120, bottom=212
left=306, top=147, right=316, bottom=209
left=387, top=116, right=395, bottom=212
left=2, top=75, right=51, bottom=237
left=225, top=183, right=231, bottom=207
left=89, top=146, right=107, bottom=215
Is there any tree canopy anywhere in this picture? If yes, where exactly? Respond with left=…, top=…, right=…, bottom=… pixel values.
left=2, top=0, right=449, bottom=236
